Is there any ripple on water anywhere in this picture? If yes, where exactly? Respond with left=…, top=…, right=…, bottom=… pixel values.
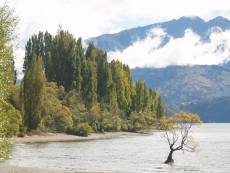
left=5, top=124, right=230, bottom=173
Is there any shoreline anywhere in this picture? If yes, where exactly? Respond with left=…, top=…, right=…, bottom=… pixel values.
left=3, top=131, right=148, bottom=173
left=12, top=131, right=145, bottom=144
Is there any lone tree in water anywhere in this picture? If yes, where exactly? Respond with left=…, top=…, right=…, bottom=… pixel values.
left=160, top=112, right=201, bottom=164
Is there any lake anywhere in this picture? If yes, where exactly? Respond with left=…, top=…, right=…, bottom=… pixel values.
left=4, top=124, right=230, bottom=173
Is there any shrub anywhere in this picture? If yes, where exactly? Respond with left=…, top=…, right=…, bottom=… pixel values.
left=40, top=82, right=73, bottom=132
left=74, top=123, right=92, bottom=137
left=102, top=114, right=122, bottom=132
left=128, top=112, right=146, bottom=132
left=121, top=121, right=129, bottom=131
left=87, top=105, right=101, bottom=132
left=0, top=100, right=22, bottom=137
left=41, top=105, right=73, bottom=132
left=6, top=110, right=22, bottom=137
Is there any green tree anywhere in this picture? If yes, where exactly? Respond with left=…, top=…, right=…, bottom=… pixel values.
left=63, top=89, right=87, bottom=127
left=87, top=105, right=101, bottom=131
left=128, top=112, right=146, bottom=131
left=72, top=38, right=84, bottom=93
left=133, top=80, right=145, bottom=112
left=23, top=56, right=46, bottom=131
left=107, top=83, right=118, bottom=113
left=23, top=32, right=45, bottom=72
left=23, top=31, right=53, bottom=80
left=156, top=96, right=164, bottom=120
left=0, top=1, right=17, bottom=159
left=41, top=82, right=73, bottom=132
left=74, top=122, right=92, bottom=137
left=143, top=82, right=150, bottom=111
left=43, top=31, right=53, bottom=81
left=111, top=60, right=132, bottom=113
left=96, top=53, right=108, bottom=101
left=51, top=29, right=77, bottom=90
left=85, top=43, right=98, bottom=61
left=149, top=89, right=158, bottom=113
left=82, top=60, right=97, bottom=107
left=21, top=29, right=166, bottom=134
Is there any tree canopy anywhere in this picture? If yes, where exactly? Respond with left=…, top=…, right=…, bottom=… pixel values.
left=0, top=2, right=17, bottom=159
left=16, top=28, right=166, bottom=133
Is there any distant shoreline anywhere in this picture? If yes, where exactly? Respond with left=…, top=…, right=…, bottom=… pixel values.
left=12, top=131, right=145, bottom=144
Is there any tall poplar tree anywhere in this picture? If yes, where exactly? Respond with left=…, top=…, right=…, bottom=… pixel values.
left=23, top=56, right=46, bottom=131
left=156, top=96, right=164, bottom=120
left=134, top=80, right=145, bottom=112
left=82, top=60, right=97, bottom=107
left=72, top=38, right=84, bottom=93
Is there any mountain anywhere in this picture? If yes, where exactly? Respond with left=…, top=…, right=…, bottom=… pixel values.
left=180, top=96, right=230, bottom=122
left=86, top=16, right=230, bottom=52
left=132, top=64, right=230, bottom=122
left=132, top=64, right=230, bottom=107
left=86, top=16, right=230, bottom=122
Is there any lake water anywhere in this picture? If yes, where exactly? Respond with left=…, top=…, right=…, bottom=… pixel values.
left=4, top=124, right=230, bottom=173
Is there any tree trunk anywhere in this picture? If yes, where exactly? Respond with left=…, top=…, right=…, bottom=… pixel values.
left=164, top=150, right=174, bottom=164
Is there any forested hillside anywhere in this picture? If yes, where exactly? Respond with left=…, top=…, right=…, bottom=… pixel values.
left=132, top=65, right=230, bottom=107
left=180, top=96, right=230, bottom=122
left=7, top=29, right=164, bottom=136
left=132, top=65, right=230, bottom=122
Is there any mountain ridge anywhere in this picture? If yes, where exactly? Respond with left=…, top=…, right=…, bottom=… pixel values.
left=132, top=64, right=230, bottom=106
left=180, top=96, right=230, bottom=122
left=86, top=16, right=230, bottom=52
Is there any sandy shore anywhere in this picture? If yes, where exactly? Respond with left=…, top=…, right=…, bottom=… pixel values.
left=3, top=132, right=148, bottom=173
left=12, top=131, right=140, bottom=144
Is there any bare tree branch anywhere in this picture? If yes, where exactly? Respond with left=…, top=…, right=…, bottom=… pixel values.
left=160, top=112, right=201, bottom=164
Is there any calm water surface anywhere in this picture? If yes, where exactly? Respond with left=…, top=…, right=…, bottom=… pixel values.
left=4, top=124, right=230, bottom=173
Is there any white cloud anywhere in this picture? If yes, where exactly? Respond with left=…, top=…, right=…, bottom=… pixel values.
left=109, top=28, right=230, bottom=68
left=7, top=0, right=230, bottom=46
left=4, top=0, right=230, bottom=78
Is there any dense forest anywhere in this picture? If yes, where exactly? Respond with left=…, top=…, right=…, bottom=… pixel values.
left=5, top=28, right=164, bottom=137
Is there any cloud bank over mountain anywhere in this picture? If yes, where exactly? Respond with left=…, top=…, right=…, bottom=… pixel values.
left=108, top=27, right=230, bottom=68
left=7, top=0, right=230, bottom=79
